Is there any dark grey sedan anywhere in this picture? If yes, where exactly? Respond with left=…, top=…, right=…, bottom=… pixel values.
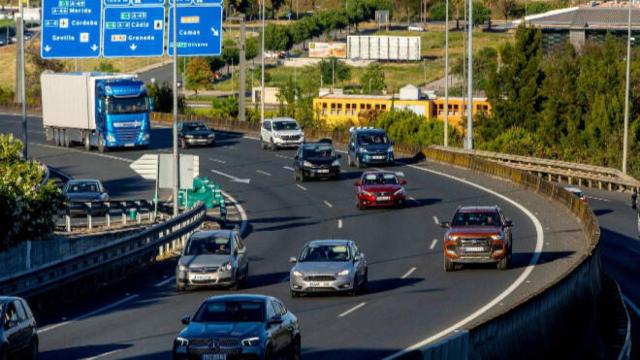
left=173, top=294, right=301, bottom=360
left=289, top=239, right=368, bottom=297
left=63, top=179, right=109, bottom=215
left=0, top=296, right=38, bottom=360
left=176, top=230, right=249, bottom=291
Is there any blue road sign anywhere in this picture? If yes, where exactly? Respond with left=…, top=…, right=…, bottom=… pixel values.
left=41, top=0, right=102, bottom=58
left=103, top=6, right=165, bottom=57
left=169, top=0, right=224, bottom=5
left=168, top=5, right=222, bottom=57
left=105, top=0, right=165, bottom=5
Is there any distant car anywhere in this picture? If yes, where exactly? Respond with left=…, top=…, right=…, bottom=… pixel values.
left=173, top=294, right=301, bottom=360
left=408, top=24, right=426, bottom=32
left=260, top=117, right=304, bottom=150
left=63, top=179, right=109, bottom=215
left=178, top=121, right=215, bottom=149
left=289, top=239, right=368, bottom=296
left=564, top=186, right=588, bottom=204
left=293, top=141, right=341, bottom=182
left=441, top=206, right=513, bottom=271
left=0, top=296, right=38, bottom=360
left=176, top=230, right=249, bottom=291
left=347, top=127, right=394, bottom=168
left=355, top=171, right=407, bottom=209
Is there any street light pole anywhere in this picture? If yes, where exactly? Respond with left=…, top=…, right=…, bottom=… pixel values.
left=19, top=0, right=26, bottom=159
left=466, top=0, right=473, bottom=150
left=172, top=0, right=179, bottom=215
left=623, top=0, right=632, bottom=174
left=261, top=0, right=265, bottom=123
left=444, top=0, right=449, bottom=147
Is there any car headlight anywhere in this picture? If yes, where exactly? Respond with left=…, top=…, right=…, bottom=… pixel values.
left=143, top=133, right=150, bottom=140
left=185, top=135, right=194, bottom=138
left=447, top=235, right=459, bottom=241
left=208, top=133, right=215, bottom=138
left=393, top=188, right=405, bottom=196
left=303, top=161, right=313, bottom=168
left=106, top=134, right=116, bottom=142
left=491, top=235, right=503, bottom=241
left=337, top=269, right=349, bottom=276
left=175, top=337, right=189, bottom=353
left=359, top=147, right=368, bottom=153
left=293, top=270, right=304, bottom=277
left=220, top=261, right=233, bottom=272
left=361, top=190, right=373, bottom=197
left=178, top=263, right=188, bottom=272
left=388, top=146, right=394, bottom=153
left=272, top=133, right=281, bottom=139
left=241, top=336, right=260, bottom=347
left=331, top=159, right=340, bottom=167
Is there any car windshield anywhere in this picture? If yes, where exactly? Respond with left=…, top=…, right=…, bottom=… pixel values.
left=451, top=211, right=501, bottom=227
left=185, top=236, right=231, bottom=256
left=66, top=182, right=100, bottom=193
left=184, top=123, right=208, bottom=132
left=302, top=144, right=335, bottom=158
left=358, top=133, right=389, bottom=145
left=299, top=244, right=351, bottom=262
left=362, top=173, right=398, bottom=185
left=273, top=121, right=299, bottom=131
left=107, top=96, right=149, bottom=114
left=194, top=301, right=265, bottom=323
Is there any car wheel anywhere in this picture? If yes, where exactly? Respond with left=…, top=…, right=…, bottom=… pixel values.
left=497, top=254, right=509, bottom=270
left=288, top=335, right=301, bottom=360
left=176, top=282, right=186, bottom=292
left=348, top=154, right=354, bottom=167
left=29, top=338, right=38, bottom=360
left=0, top=347, right=7, bottom=360
left=444, top=255, right=455, bottom=272
left=180, top=139, right=188, bottom=149
left=350, top=275, right=359, bottom=296
left=356, top=156, right=364, bottom=169
left=269, top=138, right=276, bottom=151
left=357, top=201, right=364, bottom=210
left=360, top=270, right=369, bottom=293
left=290, top=290, right=299, bottom=298
left=299, top=172, right=306, bottom=183
left=261, top=140, right=267, bottom=150
left=264, top=345, right=274, bottom=360
left=230, top=271, right=241, bottom=290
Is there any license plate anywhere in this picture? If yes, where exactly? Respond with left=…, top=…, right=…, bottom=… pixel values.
left=202, top=355, right=226, bottom=360
left=316, top=169, right=329, bottom=173
left=124, top=143, right=135, bottom=147
left=373, top=155, right=386, bottom=160
left=376, top=196, right=391, bottom=201
left=464, top=246, right=485, bottom=252
left=308, top=282, right=330, bottom=287
left=192, top=274, right=215, bottom=281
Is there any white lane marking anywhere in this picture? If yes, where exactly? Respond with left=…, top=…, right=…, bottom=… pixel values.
left=323, top=200, right=333, bottom=208
left=283, top=166, right=294, bottom=171
left=401, top=267, right=416, bottom=279
left=338, top=302, right=366, bottom=317
left=209, top=158, right=227, bottom=164
left=276, top=154, right=292, bottom=160
left=243, top=134, right=260, bottom=141
left=154, top=275, right=176, bottom=288
left=432, top=216, right=439, bottom=225
left=220, top=189, right=249, bottom=237
left=256, top=170, right=272, bottom=177
left=81, top=349, right=124, bottom=360
left=296, top=184, right=307, bottom=191
left=408, top=196, right=416, bottom=202
left=622, top=293, right=640, bottom=316
left=39, top=294, right=140, bottom=334
left=338, top=219, right=343, bottom=229
left=429, top=239, right=438, bottom=250
left=35, top=143, right=133, bottom=163
left=384, top=163, right=544, bottom=359
left=588, top=196, right=611, bottom=203
left=223, top=145, right=237, bottom=150
left=210, top=169, right=251, bottom=184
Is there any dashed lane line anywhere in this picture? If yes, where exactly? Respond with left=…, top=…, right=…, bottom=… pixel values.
left=430, top=239, right=438, bottom=250
left=401, top=267, right=416, bottom=279
left=323, top=200, right=333, bottom=208
left=283, top=166, right=294, bottom=171
left=432, top=216, right=439, bottom=225
left=256, top=170, right=272, bottom=177
left=338, top=302, right=366, bottom=318
left=154, top=275, right=176, bottom=288
left=338, top=219, right=343, bottom=229
left=81, top=349, right=124, bottom=360
left=209, top=158, right=227, bottom=164
left=296, top=184, right=307, bottom=191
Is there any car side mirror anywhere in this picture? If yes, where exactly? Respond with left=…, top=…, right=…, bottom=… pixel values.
left=233, top=249, right=238, bottom=257
left=289, top=256, right=297, bottom=264
left=440, top=222, right=450, bottom=229
left=354, top=180, right=361, bottom=186
left=353, top=255, right=361, bottom=262
left=505, top=219, right=513, bottom=227
left=181, top=316, right=190, bottom=325
left=400, top=179, right=407, bottom=185
left=294, top=155, right=299, bottom=160
left=269, top=316, right=283, bottom=326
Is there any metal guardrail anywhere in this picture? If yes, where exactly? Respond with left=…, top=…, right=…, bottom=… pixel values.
left=429, top=145, right=640, bottom=192
left=0, top=203, right=206, bottom=297
left=60, top=199, right=159, bottom=232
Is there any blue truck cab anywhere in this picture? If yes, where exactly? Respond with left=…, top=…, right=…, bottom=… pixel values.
left=347, top=127, right=395, bottom=168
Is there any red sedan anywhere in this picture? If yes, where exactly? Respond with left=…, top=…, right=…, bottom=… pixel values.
left=355, top=171, right=407, bottom=209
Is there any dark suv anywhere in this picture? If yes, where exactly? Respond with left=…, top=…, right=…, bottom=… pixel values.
left=293, top=141, right=341, bottom=182
left=173, top=294, right=301, bottom=360
left=347, top=127, right=394, bottom=168
left=0, top=297, right=38, bottom=360
left=441, top=206, right=513, bottom=271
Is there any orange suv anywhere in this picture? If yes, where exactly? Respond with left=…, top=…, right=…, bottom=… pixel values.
left=441, top=206, right=513, bottom=271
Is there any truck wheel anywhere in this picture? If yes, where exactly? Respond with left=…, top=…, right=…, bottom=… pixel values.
left=63, top=130, right=70, bottom=147
left=98, top=138, right=107, bottom=153
left=53, top=128, right=60, bottom=146
left=444, top=255, right=455, bottom=272
left=84, top=132, right=91, bottom=151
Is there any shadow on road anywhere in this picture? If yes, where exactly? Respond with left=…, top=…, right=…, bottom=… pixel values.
left=39, top=343, right=132, bottom=360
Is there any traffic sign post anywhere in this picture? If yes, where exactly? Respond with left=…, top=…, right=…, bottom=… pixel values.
left=103, top=6, right=165, bottom=57
left=168, top=5, right=223, bottom=56
left=41, top=0, right=102, bottom=58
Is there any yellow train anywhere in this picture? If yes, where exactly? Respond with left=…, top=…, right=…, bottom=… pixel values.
left=312, top=93, right=491, bottom=129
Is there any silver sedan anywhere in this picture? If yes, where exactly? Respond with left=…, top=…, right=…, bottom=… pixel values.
left=289, top=239, right=368, bottom=297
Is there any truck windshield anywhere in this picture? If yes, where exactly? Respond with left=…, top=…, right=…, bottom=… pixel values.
left=107, top=97, right=148, bottom=114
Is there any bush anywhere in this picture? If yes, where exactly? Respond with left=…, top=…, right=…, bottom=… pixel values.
left=211, top=96, right=239, bottom=119
left=0, top=134, right=64, bottom=250
left=147, top=82, right=185, bottom=113
left=373, top=109, right=462, bottom=147
left=0, top=86, right=14, bottom=106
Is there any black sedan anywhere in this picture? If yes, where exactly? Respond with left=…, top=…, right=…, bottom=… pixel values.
left=179, top=121, right=216, bottom=149
left=173, top=294, right=301, bottom=360
left=0, top=296, right=38, bottom=360
left=293, top=141, right=341, bottom=182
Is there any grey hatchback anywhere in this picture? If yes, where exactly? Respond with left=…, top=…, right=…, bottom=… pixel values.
left=0, top=297, right=38, bottom=360
left=176, top=230, right=249, bottom=291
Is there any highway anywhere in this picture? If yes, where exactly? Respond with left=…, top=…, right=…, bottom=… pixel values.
left=0, top=114, right=587, bottom=359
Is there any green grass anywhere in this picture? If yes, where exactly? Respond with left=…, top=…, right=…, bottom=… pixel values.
left=0, top=20, right=15, bottom=28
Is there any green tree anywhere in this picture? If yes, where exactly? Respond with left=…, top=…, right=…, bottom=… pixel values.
left=93, top=61, right=119, bottom=73
left=211, top=96, right=239, bottom=119
left=453, top=46, right=497, bottom=91
left=277, top=75, right=299, bottom=117
left=264, top=23, right=292, bottom=51
left=0, top=134, right=64, bottom=250
left=245, top=37, right=259, bottom=60
left=359, top=63, right=386, bottom=94
left=319, top=57, right=351, bottom=86
left=373, top=109, right=462, bottom=146
left=185, top=57, right=213, bottom=95
left=497, top=0, right=516, bottom=22
left=147, top=81, right=186, bottom=113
